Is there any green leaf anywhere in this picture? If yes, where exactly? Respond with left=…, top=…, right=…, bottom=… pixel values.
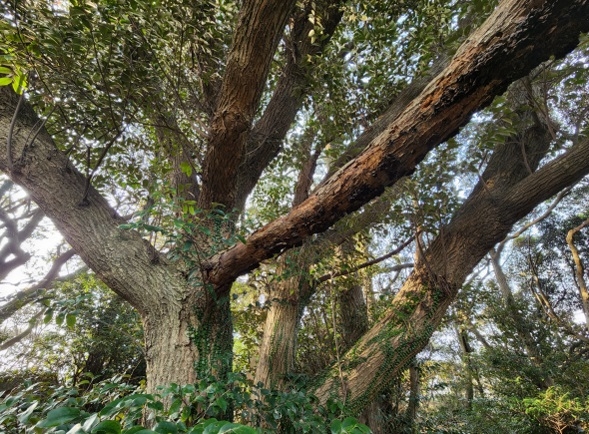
left=217, top=423, right=256, bottom=433
left=43, top=309, right=54, bottom=324
left=66, top=313, right=77, bottom=329
left=179, top=161, right=192, bottom=177
left=154, top=421, right=178, bottom=433
left=330, top=419, right=342, bottom=434
left=0, top=76, right=12, bottom=86
left=56, top=313, right=65, bottom=326
left=37, top=407, right=81, bottom=428
left=92, top=420, right=122, bottom=434
left=83, top=414, right=100, bottom=431
left=17, top=401, right=38, bottom=424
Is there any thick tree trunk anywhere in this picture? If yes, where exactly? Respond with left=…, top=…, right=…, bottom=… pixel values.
left=144, top=293, right=233, bottom=392
left=0, top=87, right=234, bottom=397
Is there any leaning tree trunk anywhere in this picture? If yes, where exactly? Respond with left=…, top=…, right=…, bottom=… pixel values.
left=311, top=119, right=589, bottom=412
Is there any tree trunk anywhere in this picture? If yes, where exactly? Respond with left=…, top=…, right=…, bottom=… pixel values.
left=311, top=119, right=589, bottom=411
left=0, top=87, right=234, bottom=399
left=144, top=292, right=233, bottom=392
left=405, top=360, right=421, bottom=432
left=455, top=326, right=474, bottom=410
left=566, top=218, right=589, bottom=329
left=254, top=263, right=310, bottom=388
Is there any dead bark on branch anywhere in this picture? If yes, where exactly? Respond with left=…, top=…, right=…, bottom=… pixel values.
left=206, top=0, right=589, bottom=289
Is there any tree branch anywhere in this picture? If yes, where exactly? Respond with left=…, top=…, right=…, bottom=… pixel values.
left=311, top=116, right=589, bottom=412
left=0, top=309, right=43, bottom=351
left=234, top=1, right=345, bottom=210
left=199, top=0, right=297, bottom=209
left=0, top=249, right=76, bottom=324
left=205, top=0, right=589, bottom=289
left=317, top=237, right=413, bottom=283
left=0, top=86, right=188, bottom=316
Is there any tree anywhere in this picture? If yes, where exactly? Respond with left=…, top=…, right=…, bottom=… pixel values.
left=1, top=0, right=589, bottom=419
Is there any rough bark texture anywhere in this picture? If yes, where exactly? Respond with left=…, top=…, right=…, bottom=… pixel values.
left=0, top=87, right=228, bottom=394
left=2, top=0, right=589, bottom=402
left=253, top=275, right=308, bottom=388
left=199, top=0, right=297, bottom=209
left=205, top=0, right=589, bottom=289
left=234, top=1, right=344, bottom=211
left=311, top=126, right=589, bottom=411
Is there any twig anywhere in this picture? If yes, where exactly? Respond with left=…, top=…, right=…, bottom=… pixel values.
left=317, top=237, right=413, bottom=283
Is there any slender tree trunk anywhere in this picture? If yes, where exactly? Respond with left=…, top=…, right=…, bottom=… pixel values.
left=455, top=326, right=474, bottom=410
left=405, top=359, right=421, bottom=432
left=566, top=218, right=589, bottom=329
left=254, top=263, right=310, bottom=388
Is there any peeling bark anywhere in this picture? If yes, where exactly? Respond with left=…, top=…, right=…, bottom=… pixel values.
left=205, top=0, right=589, bottom=289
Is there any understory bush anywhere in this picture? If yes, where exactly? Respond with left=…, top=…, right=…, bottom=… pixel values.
left=0, top=373, right=371, bottom=433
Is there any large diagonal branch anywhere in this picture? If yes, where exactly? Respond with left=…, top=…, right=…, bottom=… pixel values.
left=199, top=0, right=297, bottom=209
left=205, top=0, right=589, bottom=289
left=0, top=87, right=189, bottom=317
left=312, top=125, right=589, bottom=411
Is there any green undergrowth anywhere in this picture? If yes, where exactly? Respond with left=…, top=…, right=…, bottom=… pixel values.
left=0, top=373, right=371, bottom=434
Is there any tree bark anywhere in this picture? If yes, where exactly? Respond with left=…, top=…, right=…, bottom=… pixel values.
left=253, top=272, right=310, bottom=389
left=311, top=124, right=589, bottom=412
left=205, top=0, right=589, bottom=289
left=0, top=87, right=231, bottom=395
left=199, top=0, right=297, bottom=209
left=2, top=0, right=589, bottom=400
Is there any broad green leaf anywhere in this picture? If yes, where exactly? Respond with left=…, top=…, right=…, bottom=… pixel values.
left=66, top=313, right=77, bottom=329
left=92, top=420, right=122, bottom=434
left=83, top=413, right=100, bottom=431
left=37, top=407, right=81, bottom=428
left=154, top=421, right=178, bottom=433
left=17, top=401, right=38, bottom=424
